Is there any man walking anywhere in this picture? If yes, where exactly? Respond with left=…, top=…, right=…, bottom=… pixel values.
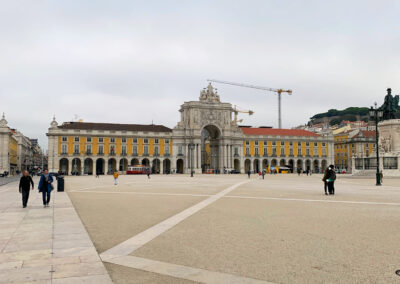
left=113, top=170, right=119, bottom=185
left=38, top=169, right=54, bottom=207
left=247, top=170, right=251, bottom=179
left=19, top=170, right=34, bottom=208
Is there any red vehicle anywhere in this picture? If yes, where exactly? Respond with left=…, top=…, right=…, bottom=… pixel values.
left=126, top=165, right=150, bottom=175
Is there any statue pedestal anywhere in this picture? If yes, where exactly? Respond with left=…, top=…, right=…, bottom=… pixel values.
left=352, top=119, right=400, bottom=177
left=377, top=119, right=400, bottom=177
left=379, top=119, right=400, bottom=153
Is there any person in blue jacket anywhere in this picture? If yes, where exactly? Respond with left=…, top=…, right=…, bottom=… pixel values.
left=38, top=169, right=54, bottom=207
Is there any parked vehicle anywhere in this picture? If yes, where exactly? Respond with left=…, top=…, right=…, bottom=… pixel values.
left=126, top=165, right=150, bottom=174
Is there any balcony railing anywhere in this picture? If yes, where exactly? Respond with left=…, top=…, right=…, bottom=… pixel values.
left=177, top=153, right=184, bottom=157
left=109, top=152, right=116, bottom=156
left=263, top=153, right=268, bottom=157
left=132, top=153, right=138, bottom=157
left=254, top=154, right=260, bottom=157
left=143, top=153, right=149, bottom=157
left=164, top=153, right=170, bottom=157
left=234, top=153, right=239, bottom=157
left=73, top=152, right=80, bottom=156
left=61, top=152, right=68, bottom=156
left=98, top=152, right=104, bottom=156
left=121, top=152, right=127, bottom=156
left=86, top=151, right=92, bottom=155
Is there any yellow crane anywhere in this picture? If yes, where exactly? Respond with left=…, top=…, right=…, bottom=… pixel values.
left=207, top=79, right=292, bottom=128
left=232, top=105, right=254, bottom=125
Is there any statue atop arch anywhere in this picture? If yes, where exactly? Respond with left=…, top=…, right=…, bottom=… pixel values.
left=199, top=83, right=220, bottom=103
left=380, top=88, right=399, bottom=120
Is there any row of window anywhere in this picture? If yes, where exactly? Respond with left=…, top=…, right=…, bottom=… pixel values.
left=336, top=149, right=371, bottom=157
left=62, top=137, right=169, bottom=144
left=335, top=143, right=374, bottom=149
left=245, top=147, right=326, bottom=156
left=61, top=144, right=170, bottom=156
left=245, top=141, right=326, bottom=147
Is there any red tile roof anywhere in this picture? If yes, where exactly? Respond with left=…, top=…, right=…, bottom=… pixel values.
left=361, top=130, right=376, bottom=138
left=240, top=127, right=320, bottom=137
left=59, top=122, right=172, bottom=132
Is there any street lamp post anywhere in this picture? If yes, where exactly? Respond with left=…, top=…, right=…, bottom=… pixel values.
left=189, top=143, right=194, bottom=177
left=369, top=103, right=384, bottom=186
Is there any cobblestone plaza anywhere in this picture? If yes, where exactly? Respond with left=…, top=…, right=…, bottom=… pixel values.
left=1, top=174, right=399, bottom=283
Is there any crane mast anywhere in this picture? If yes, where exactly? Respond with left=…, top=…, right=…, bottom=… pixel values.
left=207, top=79, right=292, bottom=128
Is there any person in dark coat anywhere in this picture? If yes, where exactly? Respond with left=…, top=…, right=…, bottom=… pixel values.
left=247, top=170, right=251, bottom=179
left=322, top=168, right=329, bottom=195
left=325, top=165, right=336, bottom=195
left=38, top=169, right=54, bottom=207
left=19, top=170, right=34, bottom=208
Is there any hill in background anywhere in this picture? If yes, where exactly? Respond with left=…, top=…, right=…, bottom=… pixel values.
left=310, top=107, right=370, bottom=126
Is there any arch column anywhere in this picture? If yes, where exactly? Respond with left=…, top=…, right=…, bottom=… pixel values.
left=160, top=158, right=164, bottom=174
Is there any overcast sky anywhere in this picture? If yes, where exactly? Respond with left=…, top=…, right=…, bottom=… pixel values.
left=1, top=1, right=399, bottom=149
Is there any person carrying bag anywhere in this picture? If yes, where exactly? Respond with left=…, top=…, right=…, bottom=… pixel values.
left=38, top=169, right=54, bottom=207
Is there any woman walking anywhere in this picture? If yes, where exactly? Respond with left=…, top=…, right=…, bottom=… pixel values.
left=38, top=169, right=54, bottom=207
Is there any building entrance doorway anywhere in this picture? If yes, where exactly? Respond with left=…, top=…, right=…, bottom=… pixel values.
left=201, top=125, right=220, bottom=173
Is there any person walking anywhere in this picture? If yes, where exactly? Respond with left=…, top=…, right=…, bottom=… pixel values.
left=19, top=170, right=34, bottom=208
left=322, top=167, right=329, bottom=195
left=262, top=170, right=265, bottom=180
left=113, top=170, right=119, bottom=185
left=147, top=169, right=151, bottom=179
left=247, top=170, right=251, bottom=179
left=38, top=170, right=54, bottom=207
left=379, top=170, right=383, bottom=184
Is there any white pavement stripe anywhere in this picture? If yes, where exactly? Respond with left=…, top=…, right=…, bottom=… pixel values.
left=68, top=190, right=400, bottom=206
left=100, top=181, right=249, bottom=260
left=108, top=255, right=274, bottom=284
left=225, top=195, right=400, bottom=206
left=69, top=190, right=213, bottom=197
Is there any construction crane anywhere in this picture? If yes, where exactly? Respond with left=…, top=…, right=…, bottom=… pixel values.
left=207, top=79, right=292, bottom=128
left=232, top=105, right=254, bottom=125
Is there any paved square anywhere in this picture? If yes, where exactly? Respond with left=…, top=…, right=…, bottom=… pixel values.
left=64, top=174, right=400, bottom=283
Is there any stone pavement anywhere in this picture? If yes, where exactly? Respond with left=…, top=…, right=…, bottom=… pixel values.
left=0, top=178, right=112, bottom=284
left=0, top=176, right=20, bottom=187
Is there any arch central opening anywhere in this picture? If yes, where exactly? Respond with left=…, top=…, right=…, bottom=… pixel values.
left=201, top=125, right=221, bottom=173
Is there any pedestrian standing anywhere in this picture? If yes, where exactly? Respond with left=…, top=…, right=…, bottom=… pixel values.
left=297, top=168, right=301, bottom=176
left=19, top=170, right=34, bottom=208
left=113, top=170, right=119, bottom=185
left=322, top=168, right=329, bottom=195
left=262, top=170, right=265, bottom=180
left=147, top=169, right=151, bottom=179
left=326, top=165, right=336, bottom=195
left=380, top=171, right=383, bottom=184
left=38, top=170, right=54, bottom=207
left=247, top=170, right=251, bottom=179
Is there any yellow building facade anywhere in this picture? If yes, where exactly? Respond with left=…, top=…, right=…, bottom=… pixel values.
left=334, top=129, right=375, bottom=172
left=47, top=85, right=334, bottom=175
